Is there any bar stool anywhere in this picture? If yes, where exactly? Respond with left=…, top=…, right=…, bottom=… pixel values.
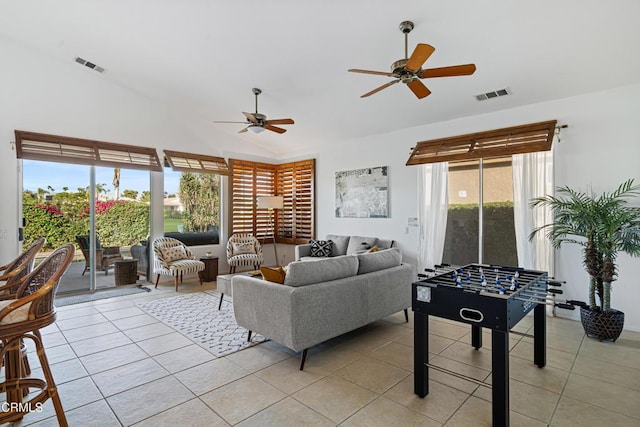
left=0, top=244, right=74, bottom=426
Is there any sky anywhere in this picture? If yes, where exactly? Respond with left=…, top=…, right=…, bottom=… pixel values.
left=22, top=160, right=181, bottom=196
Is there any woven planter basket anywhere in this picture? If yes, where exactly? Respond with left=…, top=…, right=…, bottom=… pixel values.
left=580, top=306, right=625, bottom=342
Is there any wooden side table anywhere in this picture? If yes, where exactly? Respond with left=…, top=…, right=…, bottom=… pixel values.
left=200, top=256, right=219, bottom=282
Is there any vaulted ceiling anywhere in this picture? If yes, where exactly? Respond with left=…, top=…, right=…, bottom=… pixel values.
left=2, top=1, right=639, bottom=157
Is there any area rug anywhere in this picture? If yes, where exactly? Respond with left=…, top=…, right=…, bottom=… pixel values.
left=55, top=285, right=151, bottom=307
left=136, top=292, right=266, bottom=357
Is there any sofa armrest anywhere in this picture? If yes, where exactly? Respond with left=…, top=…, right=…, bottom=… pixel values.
left=294, top=244, right=312, bottom=261
left=232, top=276, right=297, bottom=348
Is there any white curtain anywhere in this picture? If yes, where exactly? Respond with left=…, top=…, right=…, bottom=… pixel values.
left=417, top=163, right=449, bottom=274
left=512, top=151, right=554, bottom=274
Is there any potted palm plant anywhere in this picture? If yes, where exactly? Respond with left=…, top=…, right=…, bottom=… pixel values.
left=529, top=179, right=640, bottom=341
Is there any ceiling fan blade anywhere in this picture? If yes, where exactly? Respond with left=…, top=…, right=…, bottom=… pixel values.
left=348, top=68, right=395, bottom=77
left=265, top=118, right=294, bottom=125
left=238, top=127, right=249, bottom=133
left=214, top=120, right=249, bottom=124
left=419, top=64, right=477, bottom=78
left=407, top=80, right=431, bottom=99
left=242, top=112, right=258, bottom=123
left=405, top=43, right=435, bottom=72
left=360, top=79, right=399, bottom=98
left=265, top=124, right=287, bottom=134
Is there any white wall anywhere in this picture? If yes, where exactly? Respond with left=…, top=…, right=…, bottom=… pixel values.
left=307, top=83, right=640, bottom=331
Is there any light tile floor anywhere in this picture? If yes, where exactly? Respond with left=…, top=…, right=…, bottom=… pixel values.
left=3, top=277, right=640, bottom=426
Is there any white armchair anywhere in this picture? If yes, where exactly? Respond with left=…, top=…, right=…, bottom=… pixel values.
left=226, top=233, right=264, bottom=273
left=153, top=237, right=205, bottom=291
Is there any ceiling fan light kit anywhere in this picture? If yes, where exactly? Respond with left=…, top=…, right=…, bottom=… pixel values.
left=214, top=88, right=294, bottom=135
left=348, top=20, right=476, bottom=99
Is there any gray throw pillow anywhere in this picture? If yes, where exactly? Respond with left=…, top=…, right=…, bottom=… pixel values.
left=326, top=234, right=350, bottom=256
left=346, top=236, right=379, bottom=255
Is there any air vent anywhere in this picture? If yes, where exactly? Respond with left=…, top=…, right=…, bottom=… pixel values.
left=74, top=57, right=105, bottom=73
left=475, top=87, right=511, bottom=101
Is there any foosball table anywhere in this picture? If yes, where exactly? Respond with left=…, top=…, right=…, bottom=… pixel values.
left=413, top=264, right=556, bottom=427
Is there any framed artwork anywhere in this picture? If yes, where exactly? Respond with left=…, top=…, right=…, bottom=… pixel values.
left=335, top=166, right=388, bottom=218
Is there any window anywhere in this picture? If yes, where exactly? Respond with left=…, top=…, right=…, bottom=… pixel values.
left=442, top=156, right=517, bottom=266
left=229, top=158, right=315, bottom=244
left=163, top=151, right=226, bottom=245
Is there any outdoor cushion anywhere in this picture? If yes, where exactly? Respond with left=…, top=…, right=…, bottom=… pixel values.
left=356, top=248, right=402, bottom=275
left=0, top=299, right=32, bottom=325
left=346, top=236, right=379, bottom=255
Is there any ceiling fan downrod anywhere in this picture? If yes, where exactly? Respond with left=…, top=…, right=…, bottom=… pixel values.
left=399, top=21, right=414, bottom=60
left=252, top=88, right=261, bottom=114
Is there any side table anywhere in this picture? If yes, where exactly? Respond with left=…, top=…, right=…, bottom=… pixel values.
left=200, top=256, right=219, bottom=282
left=115, top=259, right=138, bottom=286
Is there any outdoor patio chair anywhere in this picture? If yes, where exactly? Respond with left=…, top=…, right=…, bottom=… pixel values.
left=153, top=237, right=204, bottom=291
left=75, top=235, right=123, bottom=276
left=226, top=233, right=264, bottom=274
left=0, top=243, right=74, bottom=426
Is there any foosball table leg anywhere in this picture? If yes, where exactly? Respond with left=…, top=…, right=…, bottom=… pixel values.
left=413, top=311, right=429, bottom=398
left=492, top=329, right=510, bottom=427
left=534, top=303, right=547, bottom=368
left=471, top=325, right=482, bottom=349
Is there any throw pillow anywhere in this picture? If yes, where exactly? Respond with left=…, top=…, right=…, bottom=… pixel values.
left=309, top=240, right=333, bottom=257
left=232, top=241, right=255, bottom=255
left=367, top=245, right=379, bottom=253
left=260, top=266, right=286, bottom=284
left=160, top=246, right=188, bottom=265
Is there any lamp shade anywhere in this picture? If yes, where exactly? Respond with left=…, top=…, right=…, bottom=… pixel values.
left=257, top=195, right=284, bottom=209
left=248, top=124, right=265, bottom=134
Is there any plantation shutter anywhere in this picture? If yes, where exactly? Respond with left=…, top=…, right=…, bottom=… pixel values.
left=228, top=159, right=276, bottom=239
left=276, top=159, right=315, bottom=244
left=230, top=158, right=315, bottom=244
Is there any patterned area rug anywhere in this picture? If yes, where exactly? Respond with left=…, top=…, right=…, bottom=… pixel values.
left=136, top=292, right=266, bottom=357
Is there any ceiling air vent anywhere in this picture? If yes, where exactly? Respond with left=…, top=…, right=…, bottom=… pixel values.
left=475, top=87, right=511, bottom=101
left=74, top=57, right=105, bottom=73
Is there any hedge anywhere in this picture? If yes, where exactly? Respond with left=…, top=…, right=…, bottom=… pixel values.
left=442, top=202, right=518, bottom=267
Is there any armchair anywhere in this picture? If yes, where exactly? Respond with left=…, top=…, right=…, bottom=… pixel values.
left=152, top=237, right=204, bottom=291
left=0, top=237, right=46, bottom=299
left=226, top=233, right=264, bottom=273
left=75, top=235, right=123, bottom=276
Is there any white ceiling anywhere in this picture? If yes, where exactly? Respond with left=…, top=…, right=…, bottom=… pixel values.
left=2, top=0, right=640, bottom=157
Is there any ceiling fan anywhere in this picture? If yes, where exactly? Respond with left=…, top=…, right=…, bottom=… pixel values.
left=214, top=88, right=294, bottom=134
left=348, top=21, right=476, bottom=99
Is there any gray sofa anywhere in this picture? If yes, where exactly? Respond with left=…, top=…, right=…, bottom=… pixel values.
left=294, top=234, right=395, bottom=261
left=231, top=248, right=415, bottom=369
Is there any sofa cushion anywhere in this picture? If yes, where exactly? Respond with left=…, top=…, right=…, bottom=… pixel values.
left=310, top=240, right=333, bottom=257
left=284, top=255, right=359, bottom=287
left=346, top=236, right=379, bottom=255
left=356, top=248, right=402, bottom=275
left=325, top=234, right=350, bottom=257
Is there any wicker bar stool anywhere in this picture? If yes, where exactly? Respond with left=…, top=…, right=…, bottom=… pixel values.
left=0, top=237, right=46, bottom=379
left=0, top=244, right=74, bottom=426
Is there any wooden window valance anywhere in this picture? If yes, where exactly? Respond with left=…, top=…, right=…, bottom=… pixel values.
left=15, top=130, right=162, bottom=171
left=164, top=150, right=230, bottom=175
left=406, top=120, right=557, bottom=166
